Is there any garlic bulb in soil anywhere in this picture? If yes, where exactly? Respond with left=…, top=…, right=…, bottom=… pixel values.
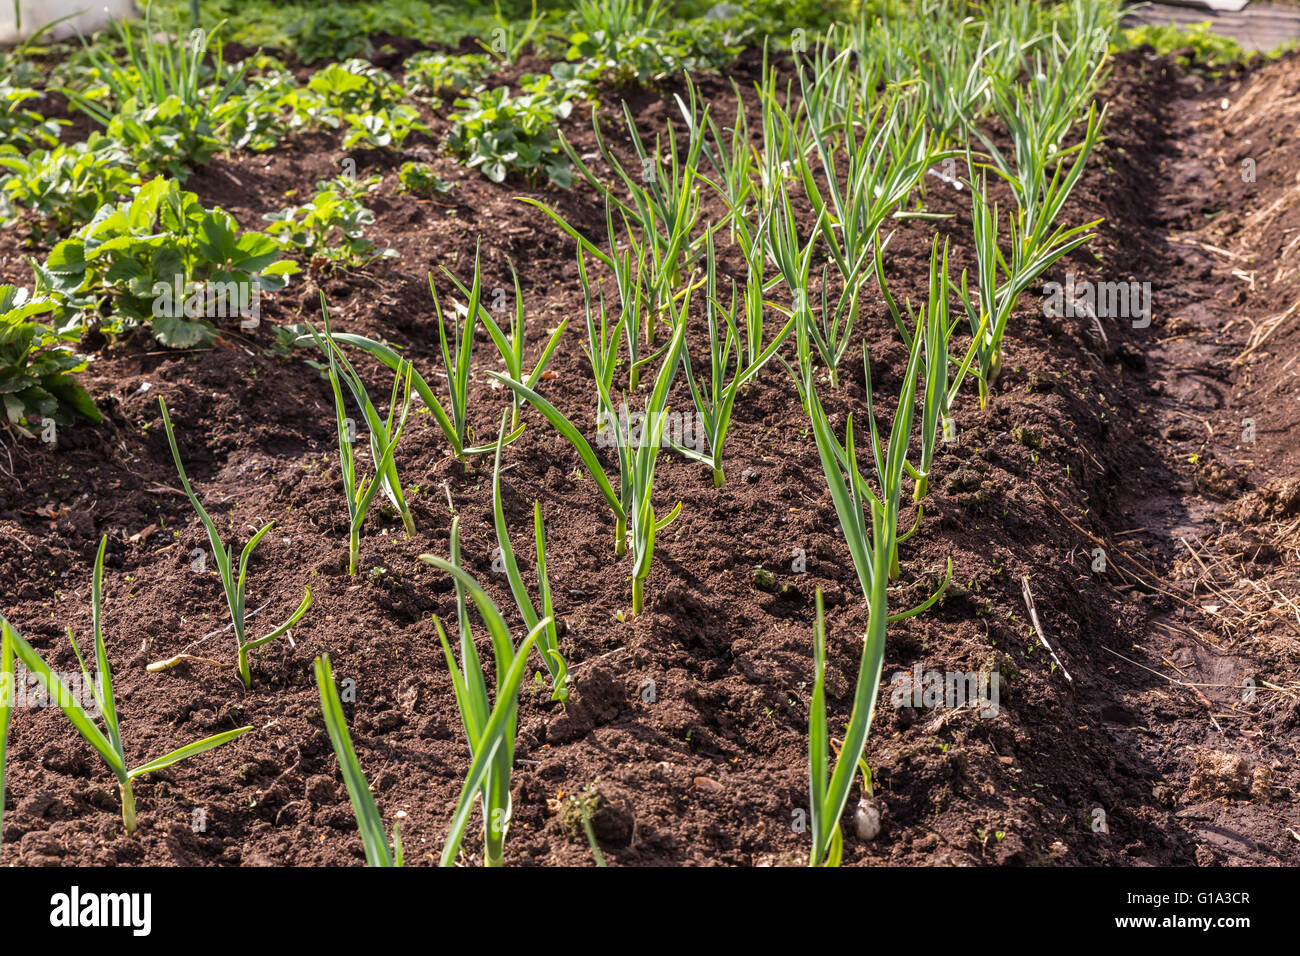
left=854, top=799, right=882, bottom=841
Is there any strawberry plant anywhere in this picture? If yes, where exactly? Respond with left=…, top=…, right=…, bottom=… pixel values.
left=98, top=97, right=227, bottom=179
left=342, top=104, right=427, bottom=149
left=304, top=59, right=407, bottom=116
left=564, top=1, right=749, bottom=87
left=0, top=285, right=100, bottom=434
left=34, top=177, right=298, bottom=348
left=446, top=69, right=586, bottom=186
left=0, top=81, right=63, bottom=150
left=283, top=9, right=408, bottom=64
left=397, top=161, right=454, bottom=197
left=264, top=178, right=395, bottom=271
left=0, top=135, right=140, bottom=240
left=405, top=52, right=494, bottom=100
left=249, top=60, right=430, bottom=150
left=219, top=58, right=303, bottom=153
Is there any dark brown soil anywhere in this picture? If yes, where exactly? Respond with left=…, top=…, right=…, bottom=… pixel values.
left=1, top=47, right=1296, bottom=867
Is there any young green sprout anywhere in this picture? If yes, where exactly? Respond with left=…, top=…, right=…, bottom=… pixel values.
left=622, top=368, right=684, bottom=615
left=483, top=0, right=544, bottom=63
left=491, top=414, right=569, bottom=701
left=536, top=197, right=652, bottom=393
left=807, top=588, right=843, bottom=865
left=942, top=7, right=1108, bottom=405
left=863, top=3, right=1006, bottom=148
left=912, top=238, right=952, bottom=502
left=308, top=294, right=418, bottom=539
left=805, top=588, right=884, bottom=866
left=790, top=329, right=956, bottom=858
left=609, top=213, right=656, bottom=393
left=799, top=373, right=899, bottom=865
left=491, top=283, right=691, bottom=608
left=442, top=256, right=569, bottom=433
left=0, top=539, right=252, bottom=834
left=298, top=246, right=531, bottom=462
left=486, top=371, right=627, bottom=555
left=799, top=333, right=952, bottom=864
left=753, top=47, right=801, bottom=188
left=419, top=519, right=548, bottom=867
left=295, top=277, right=520, bottom=462
left=904, top=236, right=985, bottom=504
left=790, top=27, right=867, bottom=152
left=676, top=229, right=795, bottom=487
left=674, top=75, right=756, bottom=245
left=977, top=31, right=1109, bottom=255
left=712, top=174, right=777, bottom=370
left=430, top=243, right=531, bottom=455
left=795, top=80, right=944, bottom=366
left=953, top=165, right=1098, bottom=406
left=314, top=654, right=402, bottom=866
left=756, top=63, right=847, bottom=384
left=545, top=95, right=707, bottom=323
left=576, top=247, right=629, bottom=428
left=574, top=0, right=667, bottom=40
left=612, top=288, right=691, bottom=612
left=159, top=399, right=312, bottom=687
left=764, top=163, right=826, bottom=384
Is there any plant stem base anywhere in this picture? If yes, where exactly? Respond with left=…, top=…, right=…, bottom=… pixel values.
left=120, top=779, right=137, bottom=834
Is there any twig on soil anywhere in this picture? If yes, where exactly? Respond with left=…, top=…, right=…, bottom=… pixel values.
left=1102, top=644, right=1260, bottom=692
left=145, top=481, right=185, bottom=496
left=1099, top=644, right=1233, bottom=734
left=5, top=529, right=32, bottom=552
left=146, top=654, right=229, bottom=673
left=1077, top=297, right=1110, bottom=353
left=146, top=600, right=272, bottom=670
left=567, top=645, right=628, bottom=672
left=1169, top=408, right=1213, bottom=437
left=0, top=431, right=20, bottom=491
left=1179, top=537, right=1250, bottom=617
left=1035, top=484, right=1205, bottom=611
left=1167, top=235, right=1243, bottom=261
left=1283, top=230, right=1300, bottom=261
left=1205, top=709, right=1225, bottom=736
left=218, top=166, right=245, bottom=189
left=146, top=482, right=237, bottom=507
left=1020, top=576, right=1072, bottom=683
left=1235, top=298, right=1300, bottom=365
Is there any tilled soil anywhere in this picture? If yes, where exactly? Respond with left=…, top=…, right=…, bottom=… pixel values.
left=0, top=47, right=1296, bottom=866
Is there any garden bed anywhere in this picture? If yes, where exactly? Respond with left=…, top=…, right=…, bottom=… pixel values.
left=0, top=14, right=1297, bottom=867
